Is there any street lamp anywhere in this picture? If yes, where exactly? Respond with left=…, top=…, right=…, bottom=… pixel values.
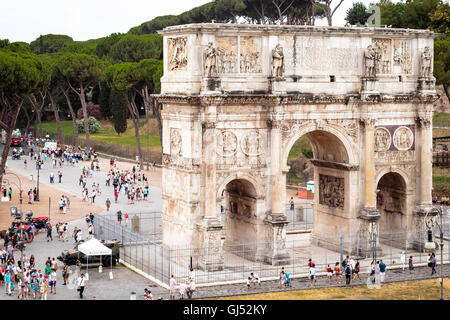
left=424, top=206, right=444, bottom=300
left=35, top=152, right=41, bottom=201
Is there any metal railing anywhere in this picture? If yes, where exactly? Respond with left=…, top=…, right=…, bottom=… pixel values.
left=94, top=213, right=450, bottom=287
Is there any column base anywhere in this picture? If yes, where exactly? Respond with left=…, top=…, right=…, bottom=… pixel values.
left=357, top=207, right=383, bottom=258
left=411, top=204, right=439, bottom=252
left=194, top=217, right=224, bottom=271
left=262, top=214, right=291, bottom=265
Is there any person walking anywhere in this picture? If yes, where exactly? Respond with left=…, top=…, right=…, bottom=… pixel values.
left=8, top=187, right=12, bottom=201
left=409, top=255, right=414, bottom=274
left=105, top=198, right=111, bottom=212
left=62, top=264, right=69, bottom=285
left=41, top=279, right=48, bottom=300
left=117, top=211, right=122, bottom=225
left=50, top=172, right=54, bottom=183
left=344, top=263, right=352, bottom=285
left=77, top=273, right=87, bottom=298
left=379, top=259, right=386, bottom=283
left=430, top=254, right=437, bottom=275
left=114, top=188, right=119, bottom=203
left=326, top=264, right=333, bottom=283
left=400, top=251, right=406, bottom=271
left=58, top=171, right=62, bottom=183
left=309, top=264, right=317, bottom=287
left=334, top=262, right=341, bottom=283
left=46, top=223, right=53, bottom=242
left=353, top=261, right=361, bottom=281
left=169, top=274, right=177, bottom=300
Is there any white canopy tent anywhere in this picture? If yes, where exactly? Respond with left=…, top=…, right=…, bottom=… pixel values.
left=78, top=237, right=113, bottom=279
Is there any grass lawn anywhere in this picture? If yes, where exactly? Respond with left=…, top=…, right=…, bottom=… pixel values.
left=41, top=119, right=162, bottom=151
left=433, top=112, right=450, bottom=123
left=219, top=277, right=450, bottom=300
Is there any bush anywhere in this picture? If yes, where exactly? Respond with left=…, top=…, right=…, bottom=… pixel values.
left=76, top=116, right=101, bottom=134
left=76, top=102, right=103, bottom=120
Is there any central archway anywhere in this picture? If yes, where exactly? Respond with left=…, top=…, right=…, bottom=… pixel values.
left=284, top=127, right=356, bottom=240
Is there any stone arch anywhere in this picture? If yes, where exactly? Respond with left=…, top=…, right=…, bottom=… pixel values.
left=376, top=172, right=408, bottom=246
left=282, top=124, right=357, bottom=167
left=216, top=173, right=264, bottom=200
left=376, top=167, right=411, bottom=191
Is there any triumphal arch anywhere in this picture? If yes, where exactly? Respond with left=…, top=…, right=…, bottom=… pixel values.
left=156, top=23, right=438, bottom=270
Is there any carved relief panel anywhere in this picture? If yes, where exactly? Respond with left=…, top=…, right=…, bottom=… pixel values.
left=216, top=37, right=238, bottom=74
left=393, top=40, right=411, bottom=74
left=239, top=37, right=261, bottom=73
left=393, top=126, right=414, bottom=151
left=217, top=131, right=237, bottom=157
left=319, top=174, right=345, bottom=209
left=170, top=128, right=182, bottom=156
left=167, top=37, right=188, bottom=71
left=372, top=38, right=392, bottom=74
left=241, top=130, right=264, bottom=156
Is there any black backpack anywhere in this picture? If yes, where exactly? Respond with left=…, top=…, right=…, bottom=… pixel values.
left=345, top=266, right=351, bottom=275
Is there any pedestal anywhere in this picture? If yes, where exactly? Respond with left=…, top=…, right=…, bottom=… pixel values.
left=358, top=207, right=383, bottom=258
left=194, top=217, right=224, bottom=271
left=263, top=214, right=290, bottom=265
left=201, top=77, right=221, bottom=94
left=417, top=77, right=436, bottom=92
left=411, top=204, right=438, bottom=252
left=269, top=77, right=286, bottom=94
left=360, top=77, right=380, bottom=101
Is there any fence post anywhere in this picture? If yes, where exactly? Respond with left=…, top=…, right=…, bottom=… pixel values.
left=339, top=233, right=343, bottom=267
left=356, top=231, right=360, bottom=258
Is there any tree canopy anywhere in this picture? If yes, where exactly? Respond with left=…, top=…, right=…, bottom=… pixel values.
left=345, top=2, right=372, bottom=26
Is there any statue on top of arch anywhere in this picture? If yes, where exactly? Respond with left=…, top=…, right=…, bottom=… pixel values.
left=271, top=44, right=284, bottom=78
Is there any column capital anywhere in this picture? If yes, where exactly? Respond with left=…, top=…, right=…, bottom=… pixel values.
left=201, top=121, right=216, bottom=130
left=358, top=207, right=380, bottom=221
left=415, top=116, right=432, bottom=129
left=360, top=117, right=375, bottom=128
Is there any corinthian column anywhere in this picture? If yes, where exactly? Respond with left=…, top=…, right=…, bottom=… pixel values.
left=418, top=116, right=433, bottom=204
left=201, top=121, right=217, bottom=218
left=270, top=120, right=284, bottom=215
left=362, top=117, right=377, bottom=208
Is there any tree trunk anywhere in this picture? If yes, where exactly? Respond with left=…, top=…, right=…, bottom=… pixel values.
left=444, top=83, right=450, bottom=103
left=79, top=82, right=90, bottom=150
left=152, top=97, right=163, bottom=146
left=49, top=92, right=63, bottom=144
left=62, top=88, right=79, bottom=147
left=21, top=104, right=32, bottom=136
left=126, top=93, right=144, bottom=168
left=0, top=102, right=21, bottom=187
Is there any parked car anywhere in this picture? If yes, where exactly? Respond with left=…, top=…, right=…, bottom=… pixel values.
left=57, top=239, right=120, bottom=266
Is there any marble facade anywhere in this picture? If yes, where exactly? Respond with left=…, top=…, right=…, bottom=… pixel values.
left=156, top=23, right=438, bottom=270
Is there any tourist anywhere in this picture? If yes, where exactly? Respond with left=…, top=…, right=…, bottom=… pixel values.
left=8, top=187, right=12, bottom=201
left=279, top=270, right=286, bottom=288
left=49, top=268, right=57, bottom=294
left=251, top=272, right=261, bottom=289
left=30, top=275, right=39, bottom=299
left=409, top=256, right=414, bottom=273
left=41, top=279, right=48, bottom=300
left=77, top=273, right=87, bottom=298
left=5, top=270, right=12, bottom=295
left=400, top=251, right=406, bottom=271
left=353, top=261, right=361, bottom=281
left=117, top=211, right=122, bottom=224
left=50, top=172, right=54, bottom=183
left=309, top=264, right=316, bottom=287
left=63, top=264, right=69, bottom=285
left=246, top=277, right=251, bottom=291
left=289, top=197, right=294, bottom=211
left=58, top=171, right=62, bottom=183
left=344, top=262, right=352, bottom=285
left=186, top=279, right=196, bottom=299
left=179, top=280, right=187, bottom=299
left=326, top=264, right=333, bottom=283
left=379, top=259, right=386, bottom=282
left=144, top=288, right=153, bottom=300
left=114, top=188, right=119, bottom=203
left=430, top=253, right=437, bottom=275
left=46, top=223, right=53, bottom=242
left=106, top=198, right=111, bottom=211
left=334, top=262, right=341, bottom=283
left=285, top=270, right=291, bottom=287
left=169, top=275, right=177, bottom=300
left=188, top=267, right=195, bottom=282
left=76, top=230, right=83, bottom=243
left=124, top=212, right=129, bottom=226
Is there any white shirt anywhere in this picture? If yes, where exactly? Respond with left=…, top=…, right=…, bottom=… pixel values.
left=309, top=267, right=316, bottom=276
left=169, top=278, right=177, bottom=290
left=77, top=277, right=86, bottom=287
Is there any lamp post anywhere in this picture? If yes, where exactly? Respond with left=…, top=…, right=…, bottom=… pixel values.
left=424, top=206, right=444, bottom=300
left=35, top=151, right=41, bottom=201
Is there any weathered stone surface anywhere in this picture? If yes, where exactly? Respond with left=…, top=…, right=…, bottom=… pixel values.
left=156, top=23, right=438, bottom=264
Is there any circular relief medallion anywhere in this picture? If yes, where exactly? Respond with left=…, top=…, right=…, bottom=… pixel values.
left=217, top=131, right=237, bottom=157
left=374, top=127, right=391, bottom=152
left=241, top=130, right=264, bottom=156
left=393, top=126, right=414, bottom=151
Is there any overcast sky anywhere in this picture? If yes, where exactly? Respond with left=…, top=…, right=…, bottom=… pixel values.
left=1, top=0, right=390, bottom=43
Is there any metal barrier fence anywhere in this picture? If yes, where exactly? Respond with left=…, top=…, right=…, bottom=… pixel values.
left=101, top=205, right=313, bottom=239
left=433, top=121, right=450, bottom=127
left=94, top=213, right=450, bottom=286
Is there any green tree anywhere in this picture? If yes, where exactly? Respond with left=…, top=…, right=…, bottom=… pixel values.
left=345, top=2, right=372, bottom=26
left=109, top=34, right=163, bottom=63
left=56, top=53, right=105, bottom=149
left=30, top=34, right=74, bottom=54
left=434, top=38, right=450, bottom=101
left=428, top=2, right=450, bottom=37
left=0, top=48, right=43, bottom=186
left=98, top=82, right=112, bottom=119
left=109, top=89, right=128, bottom=135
